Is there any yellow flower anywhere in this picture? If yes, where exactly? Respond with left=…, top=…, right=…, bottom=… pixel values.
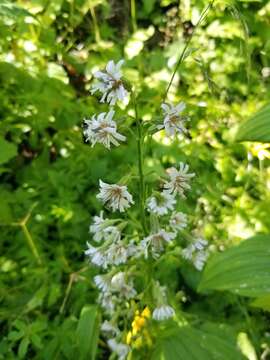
left=126, top=307, right=152, bottom=346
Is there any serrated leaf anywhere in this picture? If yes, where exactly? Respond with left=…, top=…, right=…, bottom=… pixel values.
left=198, top=235, right=270, bottom=297
left=76, top=305, right=100, bottom=360
left=235, top=104, right=270, bottom=143
left=152, top=323, right=244, bottom=360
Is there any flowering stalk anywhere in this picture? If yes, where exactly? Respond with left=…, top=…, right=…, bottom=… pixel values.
left=82, top=2, right=215, bottom=353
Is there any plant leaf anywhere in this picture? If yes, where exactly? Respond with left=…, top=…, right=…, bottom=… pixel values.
left=235, top=104, right=270, bottom=143
left=76, top=305, right=100, bottom=360
left=198, top=235, right=270, bottom=297
left=151, top=323, right=244, bottom=359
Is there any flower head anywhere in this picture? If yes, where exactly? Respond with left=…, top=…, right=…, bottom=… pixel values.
left=158, top=102, right=188, bottom=137
left=146, top=191, right=176, bottom=216
left=97, top=180, right=134, bottom=212
left=152, top=305, right=175, bottom=321
left=141, top=230, right=176, bottom=258
left=91, top=59, right=129, bottom=106
left=169, top=211, right=188, bottom=231
left=83, top=110, right=126, bottom=149
left=164, top=162, right=195, bottom=197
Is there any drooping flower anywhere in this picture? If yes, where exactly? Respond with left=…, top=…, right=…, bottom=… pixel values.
left=146, top=191, right=176, bottom=216
left=94, top=274, right=113, bottom=292
left=85, top=242, right=108, bottom=268
left=108, top=339, right=130, bottom=360
left=97, top=180, right=134, bottom=212
left=111, top=272, right=137, bottom=299
left=164, top=162, right=195, bottom=197
left=83, top=110, right=126, bottom=149
left=91, top=59, right=129, bottom=106
left=141, top=230, right=176, bottom=258
left=169, top=211, right=188, bottom=231
left=182, top=237, right=209, bottom=271
left=158, top=102, right=188, bottom=137
left=89, top=211, right=121, bottom=243
left=152, top=305, right=175, bottom=321
left=106, top=241, right=130, bottom=266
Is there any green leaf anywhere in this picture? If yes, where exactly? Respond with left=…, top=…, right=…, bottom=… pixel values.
left=0, top=137, right=17, bottom=165
left=250, top=294, right=270, bottom=312
left=235, top=104, right=270, bottom=143
left=198, top=235, right=270, bottom=297
left=18, top=337, right=30, bottom=359
left=0, top=0, right=33, bottom=19
left=76, top=305, right=100, bottom=360
left=152, top=323, right=244, bottom=360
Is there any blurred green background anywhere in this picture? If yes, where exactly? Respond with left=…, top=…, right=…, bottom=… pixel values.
left=1, top=0, right=270, bottom=358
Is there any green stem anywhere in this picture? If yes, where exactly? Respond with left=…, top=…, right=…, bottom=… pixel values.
left=133, top=92, right=147, bottom=235
left=130, top=0, right=137, bottom=32
left=90, top=4, right=101, bottom=43
left=21, top=223, right=42, bottom=265
left=163, top=0, right=214, bottom=102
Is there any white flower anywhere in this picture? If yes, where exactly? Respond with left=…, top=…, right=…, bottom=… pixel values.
left=146, top=192, right=176, bottom=216
left=94, top=274, right=112, bottom=292
left=101, top=321, right=120, bottom=336
left=89, top=211, right=121, bottom=243
left=97, top=180, right=134, bottom=212
left=169, top=212, right=188, bottom=231
left=182, top=237, right=209, bottom=271
left=141, top=230, right=176, bottom=258
left=111, top=272, right=137, bottom=299
left=85, top=242, right=108, bottom=268
left=83, top=110, right=126, bottom=149
left=164, top=162, right=195, bottom=197
left=108, top=339, right=130, bottom=360
left=91, top=59, right=128, bottom=106
left=153, top=305, right=175, bottom=321
left=158, top=102, right=188, bottom=137
left=106, top=241, right=129, bottom=266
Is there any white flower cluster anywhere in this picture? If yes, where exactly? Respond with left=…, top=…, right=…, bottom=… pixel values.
left=84, top=60, right=129, bottom=151
left=182, top=237, right=209, bottom=271
left=142, top=161, right=194, bottom=259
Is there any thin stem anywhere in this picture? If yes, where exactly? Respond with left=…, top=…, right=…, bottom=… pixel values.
left=130, top=0, right=137, bottom=32
left=132, top=92, right=147, bottom=235
left=163, top=0, right=214, bottom=102
left=21, top=223, right=42, bottom=265
left=90, top=4, right=101, bottom=43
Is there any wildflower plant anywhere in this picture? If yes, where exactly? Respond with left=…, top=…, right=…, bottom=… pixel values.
left=83, top=4, right=214, bottom=359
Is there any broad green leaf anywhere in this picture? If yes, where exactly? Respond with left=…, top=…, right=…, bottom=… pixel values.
left=198, top=235, right=270, bottom=297
left=76, top=305, right=100, bottom=360
left=235, top=104, right=270, bottom=143
left=0, top=137, right=17, bottom=165
left=151, top=323, right=244, bottom=360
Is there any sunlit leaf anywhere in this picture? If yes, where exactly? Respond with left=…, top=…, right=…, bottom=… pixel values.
left=198, top=235, right=270, bottom=297
left=235, top=104, right=270, bottom=143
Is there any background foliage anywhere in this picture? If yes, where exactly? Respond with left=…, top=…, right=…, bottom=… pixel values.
left=1, top=0, right=270, bottom=358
